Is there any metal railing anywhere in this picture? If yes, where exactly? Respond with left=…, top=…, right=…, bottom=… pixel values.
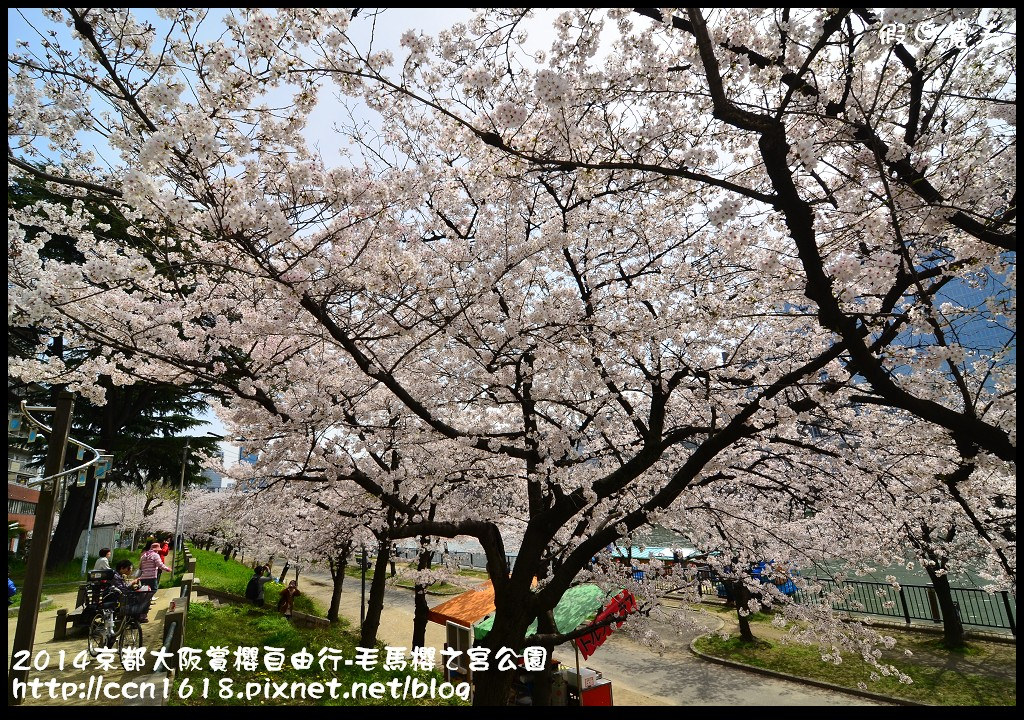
left=392, top=548, right=1015, bottom=635
left=653, top=570, right=1015, bottom=635
left=393, top=547, right=519, bottom=572
left=161, top=621, right=178, bottom=657
left=790, top=578, right=1016, bottom=634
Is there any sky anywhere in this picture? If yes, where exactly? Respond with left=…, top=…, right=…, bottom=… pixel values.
left=9, top=8, right=475, bottom=463
left=8, top=8, right=573, bottom=464
left=13, top=9, right=1011, bottom=466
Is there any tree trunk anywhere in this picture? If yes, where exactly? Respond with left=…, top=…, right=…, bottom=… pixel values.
left=530, top=611, right=557, bottom=706
left=473, top=604, right=534, bottom=707
left=729, top=579, right=756, bottom=642
left=327, top=542, right=352, bottom=623
left=412, top=542, right=434, bottom=648
left=926, top=567, right=966, bottom=649
left=46, top=476, right=95, bottom=569
left=360, top=538, right=391, bottom=647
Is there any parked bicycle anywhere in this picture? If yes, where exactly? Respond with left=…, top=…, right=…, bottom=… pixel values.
left=85, top=570, right=152, bottom=666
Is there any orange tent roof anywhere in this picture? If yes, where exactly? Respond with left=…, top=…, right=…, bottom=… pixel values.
left=427, top=580, right=496, bottom=628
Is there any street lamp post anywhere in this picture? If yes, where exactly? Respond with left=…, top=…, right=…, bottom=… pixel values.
left=78, top=450, right=113, bottom=578
left=174, top=439, right=190, bottom=572
left=79, top=453, right=102, bottom=579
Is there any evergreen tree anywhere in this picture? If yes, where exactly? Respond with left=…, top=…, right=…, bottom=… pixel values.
left=8, top=177, right=223, bottom=567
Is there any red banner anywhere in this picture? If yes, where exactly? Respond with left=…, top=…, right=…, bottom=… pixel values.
left=574, top=589, right=637, bottom=659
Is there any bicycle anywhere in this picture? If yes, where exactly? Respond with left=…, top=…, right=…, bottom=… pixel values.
left=86, top=587, right=151, bottom=666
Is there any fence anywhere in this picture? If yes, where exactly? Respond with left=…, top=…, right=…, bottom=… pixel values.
left=393, top=547, right=519, bottom=573
left=651, top=570, right=1015, bottom=635
left=393, top=547, right=1016, bottom=635
left=789, top=577, right=1016, bottom=635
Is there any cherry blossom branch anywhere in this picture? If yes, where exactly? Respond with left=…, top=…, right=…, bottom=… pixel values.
left=7, top=154, right=123, bottom=197
left=686, top=8, right=1016, bottom=463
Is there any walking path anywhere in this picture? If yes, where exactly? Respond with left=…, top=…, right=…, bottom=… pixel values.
left=7, top=585, right=174, bottom=707
left=299, top=570, right=887, bottom=706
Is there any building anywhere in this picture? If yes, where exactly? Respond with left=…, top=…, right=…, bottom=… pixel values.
left=239, top=446, right=258, bottom=465
left=201, top=467, right=234, bottom=492
left=8, top=410, right=41, bottom=552
left=200, top=447, right=234, bottom=491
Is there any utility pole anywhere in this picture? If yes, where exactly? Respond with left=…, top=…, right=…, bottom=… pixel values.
left=9, top=391, right=75, bottom=706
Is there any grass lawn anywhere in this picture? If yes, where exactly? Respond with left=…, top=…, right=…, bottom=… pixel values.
left=343, top=560, right=489, bottom=585
left=188, top=546, right=319, bottom=615
left=393, top=579, right=465, bottom=595
left=693, top=608, right=1016, bottom=706
left=9, top=554, right=98, bottom=590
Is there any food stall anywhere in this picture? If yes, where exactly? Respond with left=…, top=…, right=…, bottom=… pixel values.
left=427, top=580, right=501, bottom=687
left=429, top=581, right=636, bottom=706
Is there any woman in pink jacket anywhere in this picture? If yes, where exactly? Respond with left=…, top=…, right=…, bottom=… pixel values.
left=137, top=542, right=170, bottom=622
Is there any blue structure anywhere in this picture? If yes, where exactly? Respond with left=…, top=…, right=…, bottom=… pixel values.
left=716, top=561, right=799, bottom=599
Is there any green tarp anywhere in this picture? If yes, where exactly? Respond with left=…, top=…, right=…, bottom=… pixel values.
left=473, top=583, right=614, bottom=642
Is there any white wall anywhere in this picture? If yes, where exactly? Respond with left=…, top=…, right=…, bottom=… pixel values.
left=74, top=523, right=118, bottom=559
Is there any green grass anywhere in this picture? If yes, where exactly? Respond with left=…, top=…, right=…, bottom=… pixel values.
left=454, top=567, right=489, bottom=579
left=189, top=545, right=319, bottom=616
left=393, top=579, right=465, bottom=594
left=9, top=554, right=96, bottom=589
left=694, top=632, right=1016, bottom=706
left=170, top=602, right=467, bottom=706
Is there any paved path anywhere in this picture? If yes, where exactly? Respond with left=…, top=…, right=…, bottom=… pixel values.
left=7, top=585, right=174, bottom=706
left=299, top=571, right=887, bottom=706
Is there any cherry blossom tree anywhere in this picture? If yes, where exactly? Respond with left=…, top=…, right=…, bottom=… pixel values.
left=8, top=176, right=225, bottom=568
left=94, top=482, right=147, bottom=549
left=176, top=487, right=227, bottom=549
left=7, top=8, right=1014, bottom=704
left=215, top=398, right=486, bottom=645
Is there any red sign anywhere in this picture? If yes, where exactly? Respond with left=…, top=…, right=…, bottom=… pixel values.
left=574, top=589, right=637, bottom=659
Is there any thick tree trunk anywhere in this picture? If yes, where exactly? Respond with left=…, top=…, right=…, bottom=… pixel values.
left=927, top=567, right=966, bottom=649
left=730, top=579, right=756, bottom=642
left=46, top=477, right=95, bottom=569
left=412, top=542, right=434, bottom=649
left=360, top=538, right=391, bottom=647
left=530, top=611, right=557, bottom=706
left=327, top=542, right=352, bottom=623
left=472, top=605, right=534, bottom=707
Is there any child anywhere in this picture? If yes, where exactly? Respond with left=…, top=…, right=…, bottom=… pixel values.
left=277, top=580, right=301, bottom=618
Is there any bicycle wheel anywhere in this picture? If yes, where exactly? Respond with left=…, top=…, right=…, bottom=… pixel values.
left=87, top=612, right=111, bottom=656
left=118, top=618, right=144, bottom=669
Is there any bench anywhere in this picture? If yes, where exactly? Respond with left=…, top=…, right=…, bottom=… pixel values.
left=53, top=575, right=112, bottom=640
left=54, top=600, right=91, bottom=640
